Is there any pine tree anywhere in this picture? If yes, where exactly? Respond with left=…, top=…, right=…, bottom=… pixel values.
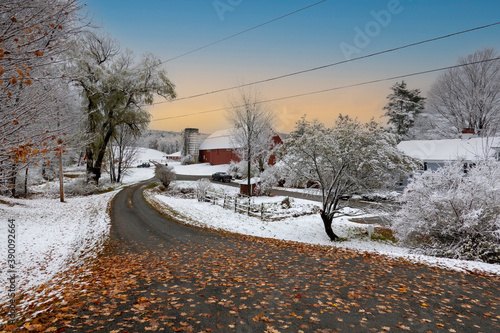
left=383, top=81, right=425, bottom=138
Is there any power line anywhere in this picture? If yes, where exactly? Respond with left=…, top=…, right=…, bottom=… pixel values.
left=160, top=0, right=329, bottom=64
left=150, top=57, right=500, bottom=122
left=152, top=21, right=500, bottom=105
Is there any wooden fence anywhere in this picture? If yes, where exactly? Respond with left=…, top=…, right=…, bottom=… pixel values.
left=200, top=191, right=272, bottom=220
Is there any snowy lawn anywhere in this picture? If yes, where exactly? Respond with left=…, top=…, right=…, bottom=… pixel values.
left=146, top=181, right=500, bottom=276
left=0, top=191, right=115, bottom=323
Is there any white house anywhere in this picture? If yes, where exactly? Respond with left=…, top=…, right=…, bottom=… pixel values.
left=397, top=136, right=500, bottom=172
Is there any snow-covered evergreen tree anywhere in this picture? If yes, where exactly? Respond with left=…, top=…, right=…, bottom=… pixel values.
left=383, top=81, right=425, bottom=138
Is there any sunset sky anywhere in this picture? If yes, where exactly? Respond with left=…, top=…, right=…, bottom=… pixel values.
left=82, top=0, right=500, bottom=134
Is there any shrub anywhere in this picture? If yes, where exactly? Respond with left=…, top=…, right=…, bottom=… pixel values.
left=195, top=178, right=213, bottom=201
left=181, top=154, right=194, bottom=165
left=227, top=161, right=243, bottom=179
left=65, top=177, right=99, bottom=196
left=392, top=160, right=500, bottom=263
left=255, top=166, right=279, bottom=196
left=155, top=164, right=176, bottom=188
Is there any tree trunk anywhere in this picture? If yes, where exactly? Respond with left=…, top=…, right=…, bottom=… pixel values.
left=86, top=146, right=94, bottom=182
left=90, top=125, right=114, bottom=185
left=320, top=211, right=340, bottom=241
left=247, top=145, right=251, bottom=197
left=24, top=165, right=29, bottom=196
left=10, top=166, right=16, bottom=197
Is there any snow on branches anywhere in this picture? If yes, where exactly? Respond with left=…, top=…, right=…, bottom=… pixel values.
left=279, top=115, right=418, bottom=241
left=392, top=160, right=500, bottom=264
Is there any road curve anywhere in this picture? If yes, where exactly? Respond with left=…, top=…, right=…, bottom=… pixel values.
left=99, top=179, right=500, bottom=332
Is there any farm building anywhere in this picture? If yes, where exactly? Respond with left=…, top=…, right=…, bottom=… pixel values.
left=397, top=134, right=500, bottom=172
left=165, top=151, right=181, bottom=162
left=198, top=129, right=283, bottom=165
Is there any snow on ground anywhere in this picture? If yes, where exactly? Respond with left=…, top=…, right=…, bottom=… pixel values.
left=147, top=181, right=500, bottom=276
left=2, top=146, right=499, bottom=324
left=0, top=191, right=115, bottom=323
left=122, top=147, right=229, bottom=184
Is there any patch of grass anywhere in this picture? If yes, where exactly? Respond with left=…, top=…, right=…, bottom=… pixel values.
left=98, top=187, right=116, bottom=194
left=371, top=227, right=397, bottom=243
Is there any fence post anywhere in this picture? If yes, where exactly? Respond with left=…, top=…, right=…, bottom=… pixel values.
left=247, top=199, right=250, bottom=216
left=235, top=196, right=237, bottom=212
left=223, top=195, right=226, bottom=209
left=261, top=203, right=264, bottom=220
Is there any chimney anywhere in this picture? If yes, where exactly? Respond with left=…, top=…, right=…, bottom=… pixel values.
left=461, top=128, right=474, bottom=140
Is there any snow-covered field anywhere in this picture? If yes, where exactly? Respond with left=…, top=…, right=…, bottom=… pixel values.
left=1, top=147, right=499, bottom=323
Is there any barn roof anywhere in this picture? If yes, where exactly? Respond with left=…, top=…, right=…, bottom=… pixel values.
left=198, top=129, right=242, bottom=150
left=397, top=137, right=500, bottom=162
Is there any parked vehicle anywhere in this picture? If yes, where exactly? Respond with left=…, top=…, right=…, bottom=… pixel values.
left=137, top=162, right=151, bottom=168
left=211, top=172, right=232, bottom=183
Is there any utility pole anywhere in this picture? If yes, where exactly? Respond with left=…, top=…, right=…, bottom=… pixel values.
left=58, top=138, right=64, bottom=202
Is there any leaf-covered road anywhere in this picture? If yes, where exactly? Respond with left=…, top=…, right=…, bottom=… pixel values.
left=4, top=181, right=500, bottom=332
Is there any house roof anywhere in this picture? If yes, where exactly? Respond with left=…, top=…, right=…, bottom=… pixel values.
left=198, top=129, right=241, bottom=150
left=397, top=137, right=500, bottom=162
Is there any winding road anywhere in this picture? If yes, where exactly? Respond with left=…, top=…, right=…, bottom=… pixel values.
left=30, top=179, right=500, bottom=332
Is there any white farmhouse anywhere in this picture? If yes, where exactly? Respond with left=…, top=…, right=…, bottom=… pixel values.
left=397, top=135, right=500, bottom=172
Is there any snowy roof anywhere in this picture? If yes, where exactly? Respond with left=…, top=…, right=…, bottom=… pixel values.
left=166, top=151, right=181, bottom=157
left=397, top=137, right=500, bottom=162
left=199, top=129, right=242, bottom=150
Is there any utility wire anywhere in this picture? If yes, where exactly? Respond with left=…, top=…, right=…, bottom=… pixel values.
left=150, top=57, right=500, bottom=122
left=160, top=0, right=329, bottom=64
left=152, top=21, right=500, bottom=105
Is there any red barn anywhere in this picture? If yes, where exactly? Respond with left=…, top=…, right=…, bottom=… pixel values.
left=198, top=129, right=282, bottom=165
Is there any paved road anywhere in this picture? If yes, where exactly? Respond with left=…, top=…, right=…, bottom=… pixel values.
left=35, top=179, right=498, bottom=332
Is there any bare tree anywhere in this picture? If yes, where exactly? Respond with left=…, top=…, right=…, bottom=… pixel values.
left=426, top=48, right=500, bottom=137
left=110, top=124, right=142, bottom=183
left=226, top=89, right=276, bottom=196
left=0, top=0, right=86, bottom=192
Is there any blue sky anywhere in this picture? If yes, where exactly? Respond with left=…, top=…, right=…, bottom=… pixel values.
left=82, top=0, right=500, bottom=133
